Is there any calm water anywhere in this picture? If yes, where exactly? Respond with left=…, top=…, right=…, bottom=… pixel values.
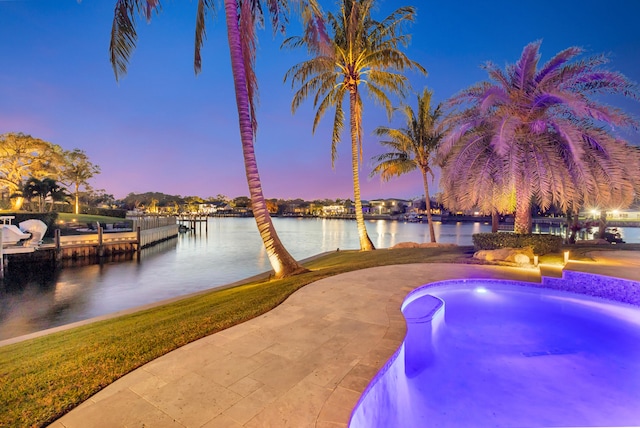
left=0, top=218, right=638, bottom=341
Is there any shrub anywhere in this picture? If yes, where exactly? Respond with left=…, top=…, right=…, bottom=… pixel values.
left=472, top=233, right=563, bottom=255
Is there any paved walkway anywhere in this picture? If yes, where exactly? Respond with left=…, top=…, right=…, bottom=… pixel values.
left=50, top=254, right=639, bottom=428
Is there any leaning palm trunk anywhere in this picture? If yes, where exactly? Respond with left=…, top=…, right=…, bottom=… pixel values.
left=349, top=91, right=374, bottom=251
left=224, top=0, right=306, bottom=277
left=421, top=170, right=436, bottom=243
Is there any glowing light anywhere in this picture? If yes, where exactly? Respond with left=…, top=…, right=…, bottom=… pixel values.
left=534, top=255, right=539, bottom=267
left=564, top=251, right=570, bottom=264
left=590, top=209, right=599, bottom=217
left=475, top=287, right=488, bottom=294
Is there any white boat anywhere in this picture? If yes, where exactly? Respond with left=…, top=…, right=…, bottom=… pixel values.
left=1, top=224, right=31, bottom=245
left=19, top=219, right=47, bottom=244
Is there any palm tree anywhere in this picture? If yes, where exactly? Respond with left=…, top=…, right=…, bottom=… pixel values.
left=110, top=0, right=326, bottom=278
left=371, top=88, right=442, bottom=242
left=437, top=125, right=516, bottom=233
left=440, top=41, right=639, bottom=234
left=284, top=0, right=426, bottom=251
left=61, top=149, right=100, bottom=215
left=21, top=178, right=68, bottom=212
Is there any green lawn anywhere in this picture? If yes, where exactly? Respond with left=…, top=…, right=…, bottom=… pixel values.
left=0, top=244, right=637, bottom=427
left=56, top=212, right=128, bottom=225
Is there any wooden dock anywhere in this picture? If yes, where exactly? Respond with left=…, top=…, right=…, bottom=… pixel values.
left=1, top=217, right=180, bottom=275
left=176, top=214, right=209, bottom=233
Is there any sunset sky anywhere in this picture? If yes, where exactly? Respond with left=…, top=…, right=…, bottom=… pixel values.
left=1, top=0, right=639, bottom=201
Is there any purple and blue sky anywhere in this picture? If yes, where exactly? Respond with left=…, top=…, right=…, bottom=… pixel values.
left=1, top=0, right=639, bottom=201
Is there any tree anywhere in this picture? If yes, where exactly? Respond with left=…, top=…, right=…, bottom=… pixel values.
left=437, top=126, right=516, bottom=233
left=371, top=88, right=443, bottom=243
left=284, top=0, right=425, bottom=251
left=110, top=0, right=326, bottom=278
left=0, top=133, right=65, bottom=210
left=440, top=41, right=640, bottom=234
left=60, top=149, right=101, bottom=215
left=21, top=177, right=69, bottom=212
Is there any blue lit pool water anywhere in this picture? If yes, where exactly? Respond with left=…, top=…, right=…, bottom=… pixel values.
left=349, top=279, right=640, bottom=428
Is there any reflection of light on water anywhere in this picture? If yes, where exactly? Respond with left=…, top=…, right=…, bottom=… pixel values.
left=53, top=281, right=82, bottom=303
left=475, top=286, right=488, bottom=294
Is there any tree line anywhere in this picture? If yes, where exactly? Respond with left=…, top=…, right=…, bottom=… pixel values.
left=0, top=133, right=100, bottom=214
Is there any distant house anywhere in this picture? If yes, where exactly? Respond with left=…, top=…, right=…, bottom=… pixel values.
left=197, top=202, right=233, bottom=214
left=581, top=207, right=640, bottom=221
left=322, top=205, right=347, bottom=216
left=368, top=199, right=410, bottom=215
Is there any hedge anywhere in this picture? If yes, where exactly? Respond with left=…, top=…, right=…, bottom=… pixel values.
left=472, top=233, right=563, bottom=255
left=55, top=205, right=127, bottom=218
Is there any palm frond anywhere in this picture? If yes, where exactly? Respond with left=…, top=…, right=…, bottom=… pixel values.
left=110, top=0, right=160, bottom=81
left=194, top=0, right=215, bottom=74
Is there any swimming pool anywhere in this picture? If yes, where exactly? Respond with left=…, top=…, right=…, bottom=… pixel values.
left=349, top=279, right=640, bottom=427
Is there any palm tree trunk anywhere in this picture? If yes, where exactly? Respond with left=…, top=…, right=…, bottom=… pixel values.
left=75, top=183, right=80, bottom=215
left=421, top=169, right=436, bottom=243
left=224, top=0, right=306, bottom=278
left=491, top=210, right=500, bottom=233
left=597, top=210, right=607, bottom=239
left=514, top=198, right=532, bottom=234
left=349, top=90, right=374, bottom=251
left=514, top=177, right=533, bottom=234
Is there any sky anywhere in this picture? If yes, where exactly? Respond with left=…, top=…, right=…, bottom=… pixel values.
left=1, top=0, right=639, bottom=201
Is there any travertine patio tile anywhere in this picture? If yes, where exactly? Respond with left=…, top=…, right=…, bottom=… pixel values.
left=88, top=368, right=164, bottom=404
left=195, top=353, right=263, bottom=387
left=320, top=386, right=362, bottom=423
left=248, top=355, right=314, bottom=394
left=337, top=369, right=374, bottom=394
left=143, top=371, right=241, bottom=427
left=201, top=413, right=243, bottom=428
left=245, top=380, right=332, bottom=428
left=223, top=390, right=272, bottom=425
left=228, top=376, right=264, bottom=397
left=220, top=331, right=275, bottom=357
left=55, top=389, right=183, bottom=428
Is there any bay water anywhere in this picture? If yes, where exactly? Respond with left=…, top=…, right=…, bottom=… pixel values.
left=0, top=217, right=637, bottom=341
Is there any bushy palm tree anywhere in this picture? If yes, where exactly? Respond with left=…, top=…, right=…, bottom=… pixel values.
left=284, top=0, right=426, bottom=251
left=371, top=88, right=442, bottom=242
left=440, top=41, right=639, bottom=234
left=110, top=0, right=326, bottom=278
left=437, top=125, right=516, bottom=232
left=21, top=178, right=69, bottom=212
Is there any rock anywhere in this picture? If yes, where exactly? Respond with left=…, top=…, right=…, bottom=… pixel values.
left=392, top=242, right=419, bottom=249
left=473, top=247, right=534, bottom=265
left=576, top=239, right=609, bottom=245
left=392, top=242, right=459, bottom=249
left=418, top=242, right=457, bottom=248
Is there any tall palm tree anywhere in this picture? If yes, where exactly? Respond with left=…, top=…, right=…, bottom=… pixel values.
left=284, top=0, right=426, bottom=251
left=440, top=41, right=639, bottom=234
left=110, top=0, right=326, bottom=278
left=371, top=88, right=442, bottom=242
